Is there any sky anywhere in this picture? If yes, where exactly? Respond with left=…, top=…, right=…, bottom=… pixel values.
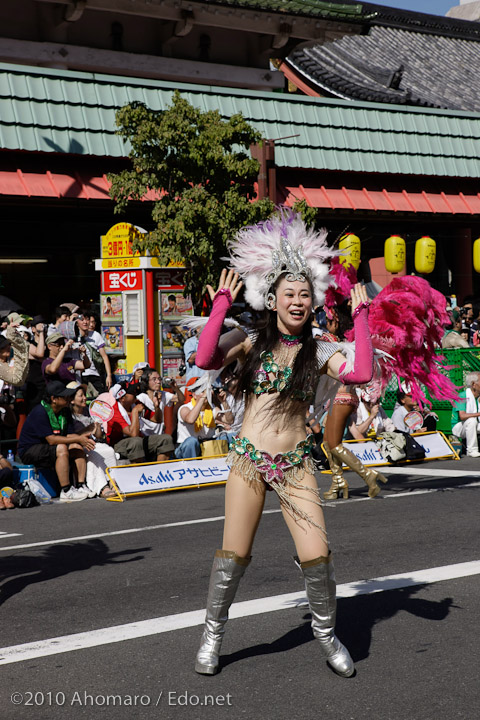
left=373, top=0, right=459, bottom=15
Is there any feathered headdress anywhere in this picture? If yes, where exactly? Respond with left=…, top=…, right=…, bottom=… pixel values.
left=226, top=209, right=335, bottom=310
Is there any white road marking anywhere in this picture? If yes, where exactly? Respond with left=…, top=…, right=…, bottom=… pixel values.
left=383, top=467, right=480, bottom=477
left=0, top=509, right=279, bottom=552
left=0, top=559, right=478, bottom=666
left=0, top=533, right=22, bottom=538
left=0, top=474, right=479, bottom=551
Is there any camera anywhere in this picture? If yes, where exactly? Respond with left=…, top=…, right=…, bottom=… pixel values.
left=162, top=377, right=174, bottom=388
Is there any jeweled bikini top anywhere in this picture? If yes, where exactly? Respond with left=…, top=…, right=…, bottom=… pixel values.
left=251, top=333, right=314, bottom=402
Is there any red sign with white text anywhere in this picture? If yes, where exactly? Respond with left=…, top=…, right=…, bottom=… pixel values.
left=102, top=270, right=143, bottom=292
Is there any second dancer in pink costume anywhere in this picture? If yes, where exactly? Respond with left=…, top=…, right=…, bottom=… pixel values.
left=193, top=211, right=374, bottom=678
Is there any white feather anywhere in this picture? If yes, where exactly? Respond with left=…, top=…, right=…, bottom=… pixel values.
left=226, top=210, right=336, bottom=310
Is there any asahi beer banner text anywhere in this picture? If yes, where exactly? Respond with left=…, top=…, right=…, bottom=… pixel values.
left=342, top=432, right=455, bottom=466
left=108, top=457, right=229, bottom=495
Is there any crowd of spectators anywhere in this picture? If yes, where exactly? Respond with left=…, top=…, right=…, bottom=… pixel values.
left=0, top=304, right=244, bottom=508
left=1, top=292, right=478, bottom=508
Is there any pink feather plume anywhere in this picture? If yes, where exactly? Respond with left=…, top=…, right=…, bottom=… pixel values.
left=348, top=276, right=459, bottom=408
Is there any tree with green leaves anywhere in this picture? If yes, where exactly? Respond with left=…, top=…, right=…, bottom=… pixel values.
left=108, top=91, right=278, bottom=305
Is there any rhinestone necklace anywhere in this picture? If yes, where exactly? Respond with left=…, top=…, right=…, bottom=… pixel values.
left=278, top=331, right=302, bottom=346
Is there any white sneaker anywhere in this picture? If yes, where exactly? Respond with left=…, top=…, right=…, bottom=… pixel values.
left=467, top=450, right=480, bottom=458
left=59, top=487, right=87, bottom=502
left=77, top=484, right=96, bottom=498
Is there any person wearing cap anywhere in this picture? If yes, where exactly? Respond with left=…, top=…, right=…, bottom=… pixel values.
left=18, top=381, right=96, bottom=502
left=174, top=383, right=219, bottom=459
left=0, top=320, right=29, bottom=387
left=127, top=362, right=150, bottom=387
left=105, top=383, right=151, bottom=463
left=183, top=329, right=207, bottom=383
left=42, top=332, right=90, bottom=384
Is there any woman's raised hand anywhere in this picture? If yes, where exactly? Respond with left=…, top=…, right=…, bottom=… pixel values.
left=206, top=269, right=243, bottom=304
left=350, top=283, right=370, bottom=316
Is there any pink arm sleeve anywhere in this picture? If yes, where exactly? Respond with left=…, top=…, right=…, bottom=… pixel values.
left=338, top=306, right=373, bottom=384
left=195, top=289, right=232, bottom=370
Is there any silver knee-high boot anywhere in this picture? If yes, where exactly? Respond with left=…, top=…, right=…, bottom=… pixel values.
left=297, top=554, right=355, bottom=677
left=195, top=549, right=251, bottom=675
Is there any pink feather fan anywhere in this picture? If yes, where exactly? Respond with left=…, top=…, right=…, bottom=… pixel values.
left=366, top=276, right=459, bottom=408
left=324, top=257, right=358, bottom=309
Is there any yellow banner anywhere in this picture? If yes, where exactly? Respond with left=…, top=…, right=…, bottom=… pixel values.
left=101, top=257, right=141, bottom=269
left=101, top=223, right=145, bottom=259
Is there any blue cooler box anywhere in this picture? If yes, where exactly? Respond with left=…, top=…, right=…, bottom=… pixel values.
left=12, top=464, right=36, bottom=486
left=36, top=468, right=61, bottom=497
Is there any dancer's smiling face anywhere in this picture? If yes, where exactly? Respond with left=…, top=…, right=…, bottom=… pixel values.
left=274, top=277, right=313, bottom=335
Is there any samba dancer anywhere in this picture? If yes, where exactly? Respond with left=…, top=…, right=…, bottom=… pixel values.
left=193, top=212, right=374, bottom=678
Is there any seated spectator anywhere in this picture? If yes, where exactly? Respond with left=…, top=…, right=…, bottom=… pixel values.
left=47, top=305, right=71, bottom=338
left=442, top=309, right=469, bottom=349
left=175, top=386, right=218, bottom=459
left=183, top=329, right=207, bottom=383
left=451, top=372, right=480, bottom=457
left=106, top=384, right=174, bottom=463
left=42, top=333, right=90, bottom=383
left=0, top=323, right=29, bottom=387
left=390, top=390, right=417, bottom=433
left=69, top=384, right=117, bottom=498
left=18, top=381, right=96, bottom=502
left=391, top=389, right=433, bottom=434
left=349, top=386, right=396, bottom=439
left=76, top=311, right=113, bottom=392
left=136, top=367, right=184, bottom=443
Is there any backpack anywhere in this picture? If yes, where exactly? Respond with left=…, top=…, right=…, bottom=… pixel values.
left=377, top=431, right=407, bottom=463
left=84, top=341, right=105, bottom=373
left=403, top=433, right=426, bottom=461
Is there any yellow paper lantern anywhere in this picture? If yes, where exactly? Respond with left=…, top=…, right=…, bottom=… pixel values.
left=338, top=233, right=361, bottom=270
left=473, top=238, right=480, bottom=273
left=384, top=235, right=406, bottom=274
left=415, top=236, right=436, bottom=274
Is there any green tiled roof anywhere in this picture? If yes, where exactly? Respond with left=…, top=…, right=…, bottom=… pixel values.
left=195, top=0, right=369, bottom=20
left=1, top=63, right=480, bottom=178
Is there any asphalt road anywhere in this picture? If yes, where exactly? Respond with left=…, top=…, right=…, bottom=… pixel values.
left=0, top=456, right=479, bottom=720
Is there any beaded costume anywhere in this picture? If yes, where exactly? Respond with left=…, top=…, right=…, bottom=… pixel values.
left=225, top=329, right=342, bottom=532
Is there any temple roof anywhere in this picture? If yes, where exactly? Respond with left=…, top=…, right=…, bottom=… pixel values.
left=285, top=2, right=480, bottom=110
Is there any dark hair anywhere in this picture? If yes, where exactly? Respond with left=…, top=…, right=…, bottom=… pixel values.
left=139, top=367, right=159, bottom=393
left=54, top=305, right=70, bottom=320
left=168, top=294, right=176, bottom=302
left=335, top=300, right=353, bottom=340
left=89, top=312, right=100, bottom=329
left=125, top=381, right=141, bottom=397
left=397, top=390, right=410, bottom=404
left=235, top=309, right=318, bottom=417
